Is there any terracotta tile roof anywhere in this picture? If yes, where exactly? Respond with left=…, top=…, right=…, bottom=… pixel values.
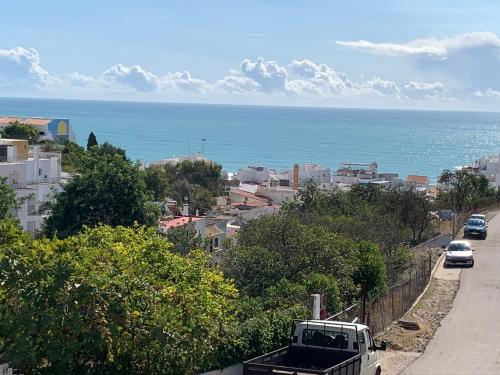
left=23, top=118, right=51, bottom=126
left=230, top=189, right=261, bottom=199
left=407, top=175, right=429, bottom=185
left=231, top=199, right=268, bottom=208
left=0, top=117, right=21, bottom=125
left=159, top=216, right=203, bottom=229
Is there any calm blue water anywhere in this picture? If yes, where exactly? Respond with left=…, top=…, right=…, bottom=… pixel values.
left=1, top=97, right=500, bottom=181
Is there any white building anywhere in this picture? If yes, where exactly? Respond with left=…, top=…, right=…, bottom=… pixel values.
left=0, top=138, right=62, bottom=235
left=471, top=154, right=500, bottom=187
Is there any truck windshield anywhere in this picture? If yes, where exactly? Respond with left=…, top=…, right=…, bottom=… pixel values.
left=302, top=329, right=349, bottom=349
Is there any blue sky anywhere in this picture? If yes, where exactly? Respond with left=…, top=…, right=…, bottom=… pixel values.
left=2, top=1, right=500, bottom=110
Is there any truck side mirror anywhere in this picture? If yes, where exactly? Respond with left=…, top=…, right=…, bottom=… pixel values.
left=376, top=341, right=387, bottom=351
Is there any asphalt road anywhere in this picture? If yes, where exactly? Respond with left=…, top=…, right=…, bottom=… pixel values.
left=404, top=212, right=500, bottom=375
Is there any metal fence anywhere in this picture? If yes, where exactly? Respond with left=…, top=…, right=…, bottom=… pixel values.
left=366, top=258, right=432, bottom=334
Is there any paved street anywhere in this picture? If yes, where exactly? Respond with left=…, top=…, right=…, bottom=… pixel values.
left=404, top=212, right=500, bottom=375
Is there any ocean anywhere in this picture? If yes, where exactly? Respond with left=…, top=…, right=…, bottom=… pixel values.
left=1, top=97, right=500, bottom=182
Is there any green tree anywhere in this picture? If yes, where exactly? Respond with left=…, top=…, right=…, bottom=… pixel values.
left=353, top=241, right=387, bottom=295
left=165, top=226, right=205, bottom=255
left=0, top=177, right=18, bottom=220
left=191, top=186, right=215, bottom=215
left=1, top=121, right=39, bottom=144
left=43, top=151, right=159, bottom=238
left=144, top=165, right=171, bottom=202
left=224, top=212, right=360, bottom=299
left=438, top=169, right=495, bottom=211
left=0, top=225, right=238, bottom=374
left=86, top=131, right=98, bottom=150
left=60, top=141, right=86, bottom=173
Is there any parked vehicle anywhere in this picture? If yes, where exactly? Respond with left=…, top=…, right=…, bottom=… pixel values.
left=444, top=240, right=474, bottom=268
left=243, top=320, right=386, bottom=375
left=470, top=213, right=487, bottom=222
left=464, top=218, right=487, bottom=239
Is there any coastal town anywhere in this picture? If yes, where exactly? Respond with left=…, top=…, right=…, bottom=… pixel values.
left=2, top=114, right=500, bottom=375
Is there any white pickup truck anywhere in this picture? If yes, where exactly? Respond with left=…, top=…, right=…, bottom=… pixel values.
left=243, top=320, right=386, bottom=375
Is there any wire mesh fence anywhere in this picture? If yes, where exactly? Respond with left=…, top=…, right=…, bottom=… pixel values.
left=366, top=257, right=432, bottom=334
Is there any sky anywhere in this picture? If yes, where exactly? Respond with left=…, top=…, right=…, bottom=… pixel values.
left=2, top=1, right=500, bottom=110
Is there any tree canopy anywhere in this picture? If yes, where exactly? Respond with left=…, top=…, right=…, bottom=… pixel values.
left=86, top=131, right=98, bottom=150
left=0, top=121, right=39, bottom=144
left=143, top=160, right=222, bottom=214
left=0, top=225, right=238, bottom=374
left=0, top=177, right=18, bottom=220
left=43, top=146, right=159, bottom=238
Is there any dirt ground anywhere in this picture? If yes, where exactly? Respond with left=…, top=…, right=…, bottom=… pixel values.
left=378, top=277, right=459, bottom=374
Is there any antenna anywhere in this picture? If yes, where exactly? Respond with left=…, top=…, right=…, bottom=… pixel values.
left=201, top=138, right=206, bottom=155
left=188, top=141, right=191, bottom=157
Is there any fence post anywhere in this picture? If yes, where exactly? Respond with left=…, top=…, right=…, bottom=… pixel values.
left=391, top=289, right=395, bottom=323
left=360, top=284, right=367, bottom=324
left=409, top=266, right=412, bottom=303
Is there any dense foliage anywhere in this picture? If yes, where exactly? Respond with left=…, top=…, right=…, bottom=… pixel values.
left=0, top=177, right=18, bottom=220
left=0, top=122, right=39, bottom=144
left=144, top=160, right=223, bottom=214
left=437, top=169, right=498, bottom=211
left=43, top=146, right=159, bottom=238
left=0, top=225, right=238, bottom=374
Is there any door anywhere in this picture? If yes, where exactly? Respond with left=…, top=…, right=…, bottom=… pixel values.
left=358, top=329, right=369, bottom=375
left=360, top=329, right=378, bottom=375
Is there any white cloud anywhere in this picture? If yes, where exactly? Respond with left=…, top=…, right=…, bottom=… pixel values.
left=288, top=59, right=352, bottom=96
left=402, top=81, right=446, bottom=99
left=338, top=32, right=500, bottom=91
left=474, top=88, right=500, bottom=98
left=239, top=57, right=288, bottom=92
left=214, top=75, right=261, bottom=93
left=356, top=77, right=402, bottom=97
left=244, top=33, right=267, bottom=37
left=103, top=64, right=161, bottom=92
left=337, top=32, right=500, bottom=59
left=0, top=47, right=54, bottom=87
left=161, top=71, right=210, bottom=92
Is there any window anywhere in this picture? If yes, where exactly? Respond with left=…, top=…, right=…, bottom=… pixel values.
left=27, top=221, right=35, bottom=235
left=358, top=331, right=367, bottom=354
left=214, top=237, right=219, bottom=248
left=366, top=330, right=375, bottom=352
left=302, top=329, right=349, bottom=349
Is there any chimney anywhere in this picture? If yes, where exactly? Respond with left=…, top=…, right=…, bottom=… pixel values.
left=182, top=203, right=189, bottom=216
left=293, top=163, right=299, bottom=191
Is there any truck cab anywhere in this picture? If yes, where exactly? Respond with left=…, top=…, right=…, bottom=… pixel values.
left=292, top=320, right=384, bottom=375
left=244, top=320, right=386, bottom=375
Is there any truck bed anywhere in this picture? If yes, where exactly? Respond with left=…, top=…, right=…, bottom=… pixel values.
left=243, top=346, right=361, bottom=375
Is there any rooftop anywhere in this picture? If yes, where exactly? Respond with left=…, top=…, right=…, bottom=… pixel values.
left=407, top=175, right=429, bottom=185
left=159, top=216, right=203, bottom=230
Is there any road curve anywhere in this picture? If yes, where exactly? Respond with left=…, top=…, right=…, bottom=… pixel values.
left=403, top=211, right=500, bottom=375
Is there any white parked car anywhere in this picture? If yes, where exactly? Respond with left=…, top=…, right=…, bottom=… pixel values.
left=445, top=240, right=474, bottom=268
